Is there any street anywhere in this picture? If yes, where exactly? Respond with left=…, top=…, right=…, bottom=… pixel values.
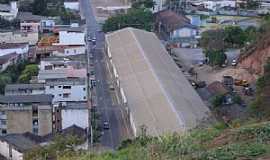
left=80, top=0, right=131, bottom=149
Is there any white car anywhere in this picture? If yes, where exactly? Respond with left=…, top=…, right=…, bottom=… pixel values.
left=232, top=59, right=237, bottom=66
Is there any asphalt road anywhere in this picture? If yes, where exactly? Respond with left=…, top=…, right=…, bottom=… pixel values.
left=80, top=0, right=130, bottom=149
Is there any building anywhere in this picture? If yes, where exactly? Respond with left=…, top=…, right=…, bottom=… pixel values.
left=192, top=0, right=236, bottom=11
left=5, top=83, right=45, bottom=96
left=153, top=0, right=166, bottom=12
left=44, top=78, right=87, bottom=103
left=0, top=43, right=29, bottom=59
left=64, top=0, right=80, bottom=11
left=20, top=22, right=40, bottom=33
left=0, top=31, right=38, bottom=45
left=0, top=1, right=18, bottom=20
left=0, top=94, right=53, bottom=136
left=155, top=10, right=199, bottom=47
left=0, top=125, right=87, bottom=160
left=105, top=28, right=210, bottom=136
left=53, top=27, right=85, bottom=46
left=39, top=57, right=84, bottom=71
left=0, top=53, right=18, bottom=72
left=60, top=102, right=88, bottom=129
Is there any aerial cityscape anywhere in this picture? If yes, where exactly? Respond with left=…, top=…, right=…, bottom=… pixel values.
left=0, top=0, right=269, bottom=159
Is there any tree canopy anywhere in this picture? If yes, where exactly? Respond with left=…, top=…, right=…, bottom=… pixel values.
left=102, top=8, right=153, bottom=33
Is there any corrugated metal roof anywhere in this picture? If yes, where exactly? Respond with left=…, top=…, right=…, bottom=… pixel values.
left=106, top=28, right=210, bottom=136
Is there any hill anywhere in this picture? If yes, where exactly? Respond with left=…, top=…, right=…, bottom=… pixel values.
left=58, top=122, right=270, bottom=160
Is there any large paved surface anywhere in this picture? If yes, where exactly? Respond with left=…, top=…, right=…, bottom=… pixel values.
left=80, top=0, right=131, bottom=149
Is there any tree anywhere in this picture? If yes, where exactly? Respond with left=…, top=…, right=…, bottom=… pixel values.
left=246, top=0, right=259, bottom=9
left=224, top=26, right=247, bottom=48
left=102, top=8, right=153, bottom=33
left=18, top=64, right=38, bottom=83
left=200, top=29, right=227, bottom=66
left=32, top=0, right=47, bottom=15
left=131, top=0, right=155, bottom=9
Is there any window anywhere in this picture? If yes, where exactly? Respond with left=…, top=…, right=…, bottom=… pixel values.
left=58, top=94, right=62, bottom=96
left=74, top=49, right=76, bottom=53
left=1, top=120, right=6, bottom=125
left=58, top=86, right=62, bottom=88
left=1, top=129, right=6, bottom=134
left=83, top=88, right=86, bottom=91
left=83, top=96, right=86, bottom=99
left=63, top=93, right=70, bottom=98
left=33, top=119, right=38, bottom=126
left=49, top=86, right=54, bottom=89
left=63, top=86, right=71, bottom=89
left=33, top=128, right=38, bottom=134
left=32, top=106, right=38, bottom=117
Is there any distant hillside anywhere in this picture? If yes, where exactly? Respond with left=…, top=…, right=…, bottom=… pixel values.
left=58, top=122, right=270, bottom=160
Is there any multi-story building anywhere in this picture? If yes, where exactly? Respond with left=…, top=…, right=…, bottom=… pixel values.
left=0, top=31, right=38, bottom=45
left=45, top=78, right=87, bottom=103
left=64, top=0, right=80, bottom=11
left=0, top=94, right=53, bottom=136
left=0, top=1, right=18, bottom=20
left=0, top=43, right=29, bottom=59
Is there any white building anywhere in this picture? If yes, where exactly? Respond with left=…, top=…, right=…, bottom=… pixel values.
left=61, top=102, right=88, bottom=129
left=44, top=78, right=87, bottom=103
left=194, top=0, right=236, bottom=11
left=0, top=43, right=29, bottom=58
left=0, top=32, right=39, bottom=45
left=0, top=1, right=18, bottom=20
left=53, top=30, right=85, bottom=46
left=52, top=46, right=86, bottom=56
left=64, top=0, right=80, bottom=11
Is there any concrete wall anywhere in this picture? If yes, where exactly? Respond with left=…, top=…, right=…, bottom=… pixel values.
left=172, top=27, right=197, bottom=38
left=11, top=148, right=23, bottom=160
left=53, top=46, right=86, bottom=56
left=38, top=108, right=52, bottom=136
left=20, top=22, right=40, bottom=33
left=45, top=84, right=87, bottom=103
left=0, top=32, right=38, bottom=45
left=0, top=140, right=9, bottom=159
left=6, top=110, right=32, bottom=134
left=61, top=109, right=88, bottom=129
left=64, top=2, right=80, bottom=10
left=57, top=31, right=85, bottom=46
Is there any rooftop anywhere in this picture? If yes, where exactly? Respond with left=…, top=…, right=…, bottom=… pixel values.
left=45, top=77, right=86, bottom=86
left=5, top=83, right=45, bottom=92
left=0, top=4, right=10, bottom=12
left=0, top=52, right=17, bottom=65
left=106, top=27, right=210, bottom=136
left=0, top=43, right=28, bottom=49
left=0, top=134, right=38, bottom=153
left=0, top=94, right=53, bottom=104
left=17, top=12, right=48, bottom=22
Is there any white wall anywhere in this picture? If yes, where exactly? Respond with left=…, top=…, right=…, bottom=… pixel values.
left=61, top=109, right=88, bottom=129
left=53, top=46, right=86, bottom=56
left=0, top=45, right=29, bottom=57
left=45, top=84, right=87, bottom=103
left=0, top=140, right=10, bottom=159
left=56, top=31, right=85, bottom=46
left=11, top=149, right=23, bottom=160
left=172, top=27, right=197, bottom=38
left=41, top=20, right=55, bottom=27
left=64, top=2, right=80, bottom=10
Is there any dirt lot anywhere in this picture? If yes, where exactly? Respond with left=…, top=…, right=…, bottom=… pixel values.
left=91, top=0, right=129, bottom=21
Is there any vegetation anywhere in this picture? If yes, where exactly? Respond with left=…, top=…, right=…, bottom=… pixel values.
left=131, top=0, right=155, bottom=9
left=240, top=0, right=260, bottom=10
left=0, top=17, right=20, bottom=29
left=18, top=64, right=38, bottom=83
left=49, top=122, right=270, bottom=160
left=102, top=8, right=153, bottom=33
left=25, top=135, right=84, bottom=160
left=0, top=61, right=37, bottom=94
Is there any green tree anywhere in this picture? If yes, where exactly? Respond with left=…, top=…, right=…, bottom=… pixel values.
left=102, top=8, right=153, bottom=33
left=18, top=64, right=38, bottom=83
left=224, top=26, right=247, bottom=48
left=32, top=0, right=47, bottom=15
left=245, top=26, right=258, bottom=43
left=131, top=0, right=155, bottom=9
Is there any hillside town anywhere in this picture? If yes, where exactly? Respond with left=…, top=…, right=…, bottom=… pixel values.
left=0, top=0, right=270, bottom=159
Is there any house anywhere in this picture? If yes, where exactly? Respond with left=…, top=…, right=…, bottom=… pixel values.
left=0, top=43, right=29, bottom=59
left=105, top=27, right=210, bottom=136
left=0, top=53, right=18, bottom=72
left=0, top=94, right=54, bottom=136
left=155, top=10, right=199, bottom=47
left=44, top=78, right=87, bottom=103
left=20, top=22, right=40, bottom=33
left=0, top=1, right=18, bottom=20
left=53, top=27, right=85, bottom=46
left=60, top=102, right=88, bottom=129
left=5, top=83, right=45, bottom=96
left=0, top=31, right=38, bottom=45
left=40, top=19, right=56, bottom=33
left=64, top=0, right=80, bottom=11
left=0, top=125, right=87, bottom=160
left=39, top=57, right=84, bottom=70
